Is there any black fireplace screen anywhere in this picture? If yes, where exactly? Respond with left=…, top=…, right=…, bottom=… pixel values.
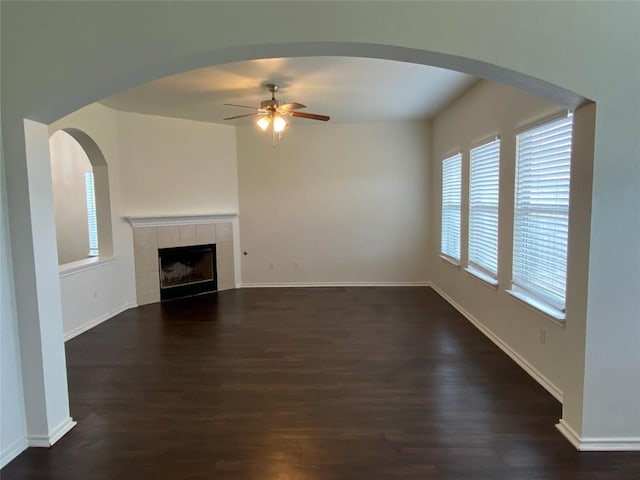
left=158, top=244, right=217, bottom=300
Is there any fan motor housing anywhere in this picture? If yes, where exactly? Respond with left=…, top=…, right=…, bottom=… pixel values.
left=261, top=99, right=279, bottom=110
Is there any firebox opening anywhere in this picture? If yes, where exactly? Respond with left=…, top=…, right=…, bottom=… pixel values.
left=158, top=244, right=217, bottom=301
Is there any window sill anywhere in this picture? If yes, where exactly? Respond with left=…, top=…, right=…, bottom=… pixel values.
left=59, top=256, right=115, bottom=278
left=439, top=254, right=461, bottom=269
left=464, top=266, right=498, bottom=290
left=506, top=289, right=566, bottom=326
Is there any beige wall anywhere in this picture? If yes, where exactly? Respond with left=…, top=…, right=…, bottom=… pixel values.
left=49, top=104, right=137, bottom=339
left=237, top=121, right=430, bottom=285
left=117, top=112, right=238, bottom=216
left=429, top=80, right=594, bottom=405
left=49, top=131, right=93, bottom=265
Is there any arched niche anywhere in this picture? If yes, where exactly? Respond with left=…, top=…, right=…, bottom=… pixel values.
left=48, top=128, right=113, bottom=264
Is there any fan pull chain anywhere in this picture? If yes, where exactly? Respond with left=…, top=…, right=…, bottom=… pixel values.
left=271, top=128, right=284, bottom=148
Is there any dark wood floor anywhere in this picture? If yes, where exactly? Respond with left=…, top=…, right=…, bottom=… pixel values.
left=3, top=287, right=640, bottom=479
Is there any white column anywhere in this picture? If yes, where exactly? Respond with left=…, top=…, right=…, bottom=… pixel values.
left=557, top=103, right=640, bottom=450
left=10, top=119, right=75, bottom=446
left=578, top=94, right=640, bottom=448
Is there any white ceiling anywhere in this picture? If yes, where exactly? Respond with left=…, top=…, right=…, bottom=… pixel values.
left=100, top=57, right=477, bottom=125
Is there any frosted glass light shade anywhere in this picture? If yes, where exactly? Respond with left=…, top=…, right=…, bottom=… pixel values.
left=257, top=116, right=271, bottom=131
left=273, top=115, right=287, bottom=133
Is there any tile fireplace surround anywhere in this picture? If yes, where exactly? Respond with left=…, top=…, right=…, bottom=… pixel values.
left=127, top=214, right=238, bottom=306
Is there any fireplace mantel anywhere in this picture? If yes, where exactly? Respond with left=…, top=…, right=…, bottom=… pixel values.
left=126, top=213, right=238, bottom=228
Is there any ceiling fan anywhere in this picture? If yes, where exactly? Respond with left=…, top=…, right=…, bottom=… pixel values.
left=223, top=83, right=330, bottom=136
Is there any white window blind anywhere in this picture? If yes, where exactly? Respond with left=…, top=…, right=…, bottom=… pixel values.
left=513, top=115, right=573, bottom=311
left=441, top=153, right=462, bottom=260
left=85, top=172, right=99, bottom=257
left=469, top=138, right=500, bottom=277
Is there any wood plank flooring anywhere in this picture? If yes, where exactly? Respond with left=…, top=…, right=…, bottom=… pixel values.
left=3, top=287, right=640, bottom=479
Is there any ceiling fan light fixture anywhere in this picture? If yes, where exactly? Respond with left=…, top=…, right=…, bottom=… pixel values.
left=256, top=116, right=271, bottom=131
left=225, top=83, right=329, bottom=147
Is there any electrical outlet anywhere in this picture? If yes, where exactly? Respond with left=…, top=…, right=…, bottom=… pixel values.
left=268, top=262, right=274, bottom=270
left=93, top=290, right=98, bottom=299
left=294, top=262, right=302, bottom=269
left=539, top=328, right=546, bottom=344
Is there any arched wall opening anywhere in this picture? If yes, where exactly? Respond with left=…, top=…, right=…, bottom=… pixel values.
left=32, top=46, right=595, bottom=417
left=40, top=45, right=593, bottom=437
left=33, top=42, right=592, bottom=126
left=48, top=129, right=113, bottom=264
left=8, top=34, right=624, bottom=457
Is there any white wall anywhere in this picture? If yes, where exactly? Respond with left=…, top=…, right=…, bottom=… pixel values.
left=49, top=104, right=137, bottom=340
left=0, top=209, right=27, bottom=467
left=1, top=0, right=638, bottom=455
left=117, top=112, right=238, bottom=216
left=0, top=119, right=28, bottom=467
left=237, top=121, right=430, bottom=285
left=49, top=131, right=92, bottom=265
left=429, top=80, right=593, bottom=403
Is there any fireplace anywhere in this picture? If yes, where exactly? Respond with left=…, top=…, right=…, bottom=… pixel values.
left=128, top=216, right=236, bottom=306
left=158, top=244, right=217, bottom=301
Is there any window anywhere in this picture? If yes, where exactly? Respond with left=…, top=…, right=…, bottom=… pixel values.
left=85, top=172, right=99, bottom=257
left=511, top=114, right=573, bottom=315
left=441, top=153, right=462, bottom=261
left=468, top=138, right=500, bottom=281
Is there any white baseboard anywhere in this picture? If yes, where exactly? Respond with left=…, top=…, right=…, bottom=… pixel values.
left=556, top=419, right=640, bottom=451
left=428, top=282, right=564, bottom=403
left=64, top=302, right=137, bottom=342
left=28, top=416, right=76, bottom=448
left=555, top=419, right=582, bottom=449
left=238, top=281, right=430, bottom=288
left=0, top=436, right=29, bottom=469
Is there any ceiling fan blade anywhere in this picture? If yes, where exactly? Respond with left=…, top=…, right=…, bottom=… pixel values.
left=279, top=102, right=306, bottom=112
left=223, top=113, right=259, bottom=120
left=224, top=103, right=259, bottom=110
left=290, top=111, right=330, bottom=122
